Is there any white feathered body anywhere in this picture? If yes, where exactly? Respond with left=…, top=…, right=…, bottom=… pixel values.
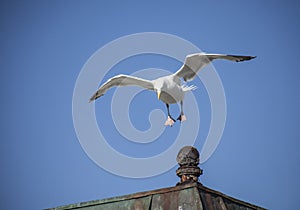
left=152, top=75, right=196, bottom=104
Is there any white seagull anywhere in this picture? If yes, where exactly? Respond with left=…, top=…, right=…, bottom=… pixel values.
left=89, top=53, right=256, bottom=126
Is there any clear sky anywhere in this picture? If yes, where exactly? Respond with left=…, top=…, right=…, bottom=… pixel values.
left=1, top=1, right=299, bottom=209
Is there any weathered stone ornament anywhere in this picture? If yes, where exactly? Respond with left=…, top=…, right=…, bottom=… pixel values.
left=176, top=146, right=203, bottom=184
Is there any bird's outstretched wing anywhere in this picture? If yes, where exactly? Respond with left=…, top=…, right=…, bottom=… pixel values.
left=89, top=74, right=154, bottom=102
left=174, top=53, right=256, bottom=82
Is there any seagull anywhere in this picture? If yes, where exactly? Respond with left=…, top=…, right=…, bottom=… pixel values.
left=89, top=53, right=256, bottom=126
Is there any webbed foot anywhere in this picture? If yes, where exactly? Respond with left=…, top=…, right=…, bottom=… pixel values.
left=177, top=114, right=187, bottom=123
left=164, top=115, right=176, bottom=127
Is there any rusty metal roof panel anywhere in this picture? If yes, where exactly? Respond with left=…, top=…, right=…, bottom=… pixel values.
left=49, top=182, right=265, bottom=210
left=151, top=186, right=202, bottom=210
left=198, top=184, right=265, bottom=210
left=93, top=195, right=152, bottom=210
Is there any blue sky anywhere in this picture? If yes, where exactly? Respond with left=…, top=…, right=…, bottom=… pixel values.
left=1, top=1, right=300, bottom=209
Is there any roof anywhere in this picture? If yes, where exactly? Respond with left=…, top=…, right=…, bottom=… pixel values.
left=49, top=182, right=265, bottom=210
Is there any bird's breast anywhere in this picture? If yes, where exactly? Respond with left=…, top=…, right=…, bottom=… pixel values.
left=159, top=87, right=184, bottom=104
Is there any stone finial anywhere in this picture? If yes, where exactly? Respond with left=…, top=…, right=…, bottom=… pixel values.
left=176, top=146, right=203, bottom=184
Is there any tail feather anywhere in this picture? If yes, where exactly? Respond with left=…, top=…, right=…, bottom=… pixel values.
left=182, top=84, right=197, bottom=92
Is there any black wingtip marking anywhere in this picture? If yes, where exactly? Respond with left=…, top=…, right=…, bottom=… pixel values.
left=88, top=94, right=104, bottom=103
left=232, top=55, right=257, bottom=62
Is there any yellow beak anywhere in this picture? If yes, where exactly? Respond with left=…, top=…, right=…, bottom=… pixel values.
left=157, top=90, right=161, bottom=100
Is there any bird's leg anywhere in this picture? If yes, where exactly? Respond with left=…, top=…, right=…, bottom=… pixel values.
left=177, top=101, right=187, bottom=122
left=165, top=104, right=175, bottom=127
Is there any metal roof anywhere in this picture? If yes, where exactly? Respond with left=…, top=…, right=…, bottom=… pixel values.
left=49, top=182, right=265, bottom=210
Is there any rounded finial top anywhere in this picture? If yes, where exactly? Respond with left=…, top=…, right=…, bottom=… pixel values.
left=176, top=146, right=199, bottom=166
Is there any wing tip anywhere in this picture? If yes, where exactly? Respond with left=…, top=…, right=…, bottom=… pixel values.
left=88, top=97, right=95, bottom=103
left=248, top=55, right=257, bottom=60
left=234, top=55, right=257, bottom=62
left=88, top=94, right=103, bottom=103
